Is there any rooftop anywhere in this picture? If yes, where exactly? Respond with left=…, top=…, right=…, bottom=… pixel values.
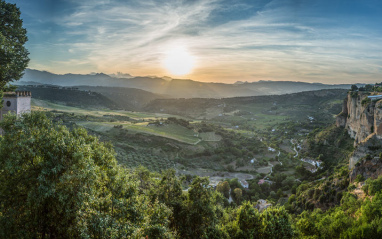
left=3, top=91, right=32, bottom=97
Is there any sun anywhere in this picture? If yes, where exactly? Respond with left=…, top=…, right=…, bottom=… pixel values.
left=162, top=46, right=195, bottom=76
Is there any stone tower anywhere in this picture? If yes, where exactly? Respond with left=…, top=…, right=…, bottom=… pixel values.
left=0, top=91, right=32, bottom=121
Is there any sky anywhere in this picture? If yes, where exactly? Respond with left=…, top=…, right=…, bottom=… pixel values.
left=8, top=0, right=382, bottom=84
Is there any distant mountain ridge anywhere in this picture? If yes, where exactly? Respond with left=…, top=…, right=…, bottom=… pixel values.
left=18, top=69, right=363, bottom=98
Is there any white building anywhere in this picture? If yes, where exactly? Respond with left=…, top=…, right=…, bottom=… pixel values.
left=240, top=180, right=249, bottom=189
left=0, top=91, right=32, bottom=121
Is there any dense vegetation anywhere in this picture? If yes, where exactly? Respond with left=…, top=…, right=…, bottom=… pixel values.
left=302, top=125, right=354, bottom=168
left=0, top=112, right=294, bottom=238
left=2, top=112, right=382, bottom=238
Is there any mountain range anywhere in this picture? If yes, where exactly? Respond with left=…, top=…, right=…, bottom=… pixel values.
left=18, top=69, right=363, bottom=98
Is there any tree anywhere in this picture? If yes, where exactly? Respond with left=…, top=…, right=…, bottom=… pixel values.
left=179, top=177, right=222, bottom=238
left=365, top=84, right=373, bottom=92
left=233, top=188, right=243, bottom=204
left=0, top=0, right=29, bottom=90
left=282, top=176, right=295, bottom=189
left=230, top=201, right=262, bottom=238
left=351, top=85, right=358, bottom=91
left=260, top=207, right=294, bottom=238
left=217, top=181, right=230, bottom=199
left=229, top=178, right=243, bottom=190
left=156, top=169, right=185, bottom=233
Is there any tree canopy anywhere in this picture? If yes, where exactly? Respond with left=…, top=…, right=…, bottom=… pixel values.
left=0, top=112, right=173, bottom=238
left=0, top=0, right=29, bottom=89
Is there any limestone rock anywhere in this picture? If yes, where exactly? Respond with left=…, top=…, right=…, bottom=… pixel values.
left=336, top=92, right=382, bottom=168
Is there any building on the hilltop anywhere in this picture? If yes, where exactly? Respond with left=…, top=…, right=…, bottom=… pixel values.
left=368, top=95, right=382, bottom=101
left=0, top=91, right=32, bottom=121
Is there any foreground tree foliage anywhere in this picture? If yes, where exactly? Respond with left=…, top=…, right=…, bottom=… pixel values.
left=0, top=0, right=29, bottom=90
left=0, top=112, right=302, bottom=238
left=295, top=186, right=382, bottom=238
left=222, top=202, right=293, bottom=239
left=0, top=112, right=173, bottom=238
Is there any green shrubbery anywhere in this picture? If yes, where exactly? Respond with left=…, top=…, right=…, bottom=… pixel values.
left=363, top=176, right=382, bottom=196
left=361, top=97, right=371, bottom=106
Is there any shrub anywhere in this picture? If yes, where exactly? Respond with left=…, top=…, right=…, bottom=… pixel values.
left=336, top=192, right=343, bottom=202
left=362, top=184, right=369, bottom=195
left=350, top=91, right=358, bottom=98
left=313, top=189, right=321, bottom=200
left=308, top=189, right=315, bottom=198
left=355, top=174, right=365, bottom=183
left=364, top=176, right=382, bottom=196
left=361, top=97, right=371, bottom=106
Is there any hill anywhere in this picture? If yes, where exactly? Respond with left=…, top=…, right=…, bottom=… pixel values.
left=17, top=85, right=168, bottom=111
left=144, top=89, right=348, bottom=122
left=17, top=85, right=118, bottom=109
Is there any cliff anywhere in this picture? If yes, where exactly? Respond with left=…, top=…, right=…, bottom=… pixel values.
left=349, top=156, right=382, bottom=183
left=337, top=92, right=382, bottom=169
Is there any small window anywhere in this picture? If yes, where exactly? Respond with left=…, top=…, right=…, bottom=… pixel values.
left=6, top=101, right=11, bottom=107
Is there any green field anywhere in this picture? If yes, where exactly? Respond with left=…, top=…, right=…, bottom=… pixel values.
left=32, top=99, right=185, bottom=121
left=33, top=99, right=200, bottom=145
left=199, top=132, right=222, bottom=141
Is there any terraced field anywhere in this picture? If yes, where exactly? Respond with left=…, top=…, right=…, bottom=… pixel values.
left=117, top=149, right=175, bottom=171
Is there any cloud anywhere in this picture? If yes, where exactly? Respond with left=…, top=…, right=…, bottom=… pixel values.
left=42, top=0, right=219, bottom=71
left=20, top=0, right=382, bottom=83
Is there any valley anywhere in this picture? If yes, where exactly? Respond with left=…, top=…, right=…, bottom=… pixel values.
left=26, top=85, right=350, bottom=200
left=6, top=82, right=382, bottom=238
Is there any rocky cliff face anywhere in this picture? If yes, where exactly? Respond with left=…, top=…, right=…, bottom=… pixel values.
left=349, top=156, right=382, bottom=183
left=336, top=93, right=377, bottom=145
left=336, top=92, right=382, bottom=169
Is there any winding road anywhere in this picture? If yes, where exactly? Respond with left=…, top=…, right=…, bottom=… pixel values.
left=277, top=151, right=282, bottom=165
left=290, top=139, right=299, bottom=158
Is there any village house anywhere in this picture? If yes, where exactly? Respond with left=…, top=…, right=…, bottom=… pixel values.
left=258, top=179, right=274, bottom=185
left=240, top=180, right=249, bottom=189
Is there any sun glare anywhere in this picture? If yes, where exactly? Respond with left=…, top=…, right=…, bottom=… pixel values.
left=163, top=46, right=195, bottom=76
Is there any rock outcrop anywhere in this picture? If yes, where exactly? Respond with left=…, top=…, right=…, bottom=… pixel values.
left=337, top=92, right=378, bottom=145
left=348, top=134, right=382, bottom=169
left=336, top=97, right=348, bottom=128
left=336, top=92, right=382, bottom=169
